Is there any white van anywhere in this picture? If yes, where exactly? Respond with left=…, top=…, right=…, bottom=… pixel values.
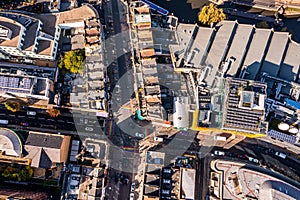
left=0, top=119, right=8, bottom=124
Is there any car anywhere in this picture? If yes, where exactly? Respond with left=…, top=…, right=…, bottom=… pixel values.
left=71, top=176, right=80, bottom=181
left=20, top=122, right=29, bottom=126
left=27, top=111, right=36, bottom=116
left=70, top=185, right=79, bottom=190
left=131, top=182, right=135, bottom=192
left=154, top=137, right=163, bottom=142
left=0, top=119, right=8, bottom=125
left=129, top=192, right=134, bottom=200
left=85, top=127, right=94, bottom=132
left=228, top=153, right=237, bottom=157
left=275, top=152, right=287, bottom=159
left=248, top=157, right=259, bottom=163
left=135, top=132, right=144, bottom=138
left=238, top=154, right=247, bottom=159
left=214, top=151, right=225, bottom=156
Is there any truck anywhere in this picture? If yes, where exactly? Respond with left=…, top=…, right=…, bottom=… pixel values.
left=275, top=152, right=287, bottom=159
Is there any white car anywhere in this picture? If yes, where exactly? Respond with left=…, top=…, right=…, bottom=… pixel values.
left=85, top=127, right=94, bottom=132
left=27, top=111, right=36, bottom=116
left=214, top=150, right=225, bottom=156
left=248, top=157, right=259, bottom=163
left=275, top=152, right=287, bottom=159
left=135, top=132, right=144, bottom=138
left=129, top=192, right=134, bottom=200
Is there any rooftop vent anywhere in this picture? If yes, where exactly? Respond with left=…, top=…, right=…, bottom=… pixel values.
left=0, top=26, right=12, bottom=40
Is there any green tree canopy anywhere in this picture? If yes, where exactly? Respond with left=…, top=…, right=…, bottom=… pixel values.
left=198, top=3, right=226, bottom=26
left=2, top=165, right=33, bottom=182
left=58, top=49, right=85, bottom=74
left=4, top=101, right=21, bottom=112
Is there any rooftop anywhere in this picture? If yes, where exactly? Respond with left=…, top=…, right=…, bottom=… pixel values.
left=241, top=29, right=272, bottom=80
left=260, top=32, right=290, bottom=77
left=225, top=24, right=254, bottom=77
left=211, top=160, right=300, bottom=200
left=222, top=78, right=268, bottom=134
left=25, top=131, right=70, bottom=168
left=278, top=41, right=300, bottom=82
left=0, top=128, right=22, bottom=157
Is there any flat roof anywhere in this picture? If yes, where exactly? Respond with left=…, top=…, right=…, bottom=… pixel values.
left=176, top=23, right=196, bottom=46
left=0, top=16, right=21, bottom=48
left=242, top=28, right=272, bottom=80
left=205, top=21, right=237, bottom=86
left=173, top=97, right=189, bottom=129
left=205, top=20, right=237, bottom=68
left=226, top=24, right=253, bottom=77
left=186, top=26, right=214, bottom=67
left=181, top=168, right=195, bottom=200
left=135, top=14, right=151, bottom=24
left=57, top=4, right=97, bottom=24
left=261, top=32, right=289, bottom=77
left=278, top=41, right=300, bottom=82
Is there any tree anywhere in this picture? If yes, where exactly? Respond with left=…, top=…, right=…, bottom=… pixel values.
left=1, top=165, right=33, bottom=182
left=198, top=3, right=226, bottom=26
left=58, top=49, right=85, bottom=74
left=4, top=101, right=21, bottom=112
left=47, top=108, right=61, bottom=117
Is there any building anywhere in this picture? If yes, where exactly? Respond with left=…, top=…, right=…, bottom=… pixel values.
left=0, top=71, right=54, bottom=101
left=173, top=97, right=189, bottom=130
left=140, top=151, right=197, bottom=200
left=57, top=5, right=108, bottom=113
left=169, top=20, right=300, bottom=136
left=222, top=78, right=268, bottom=134
left=179, top=168, right=195, bottom=200
left=129, top=1, right=166, bottom=122
left=0, top=11, right=60, bottom=61
left=210, top=159, right=300, bottom=200
left=0, top=128, right=31, bottom=165
left=0, top=128, right=22, bottom=157
left=24, top=131, right=71, bottom=169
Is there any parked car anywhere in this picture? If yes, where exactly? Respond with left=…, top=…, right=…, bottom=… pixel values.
left=131, top=182, right=135, bottom=192
left=237, top=154, right=247, bottom=159
left=129, top=193, right=134, bottom=200
left=275, top=152, right=287, bottom=159
left=27, top=111, right=36, bottom=116
left=248, top=157, right=259, bottom=163
left=227, top=152, right=237, bottom=157
left=154, top=137, right=164, bottom=142
left=214, top=151, right=225, bottom=156
left=0, top=119, right=8, bottom=125
left=135, top=132, right=144, bottom=138
left=20, top=122, right=29, bottom=126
